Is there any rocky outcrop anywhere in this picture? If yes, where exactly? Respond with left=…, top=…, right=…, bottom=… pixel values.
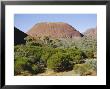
left=27, top=22, right=83, bottom=38
left=83, top=27, right=97, bottom=38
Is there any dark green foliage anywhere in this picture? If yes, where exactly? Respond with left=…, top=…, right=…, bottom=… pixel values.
left=65, top=48, right=85, bottom=63
left=14, top=56, right=28, bottom=75
left=47, top=48, right=85, bottom=72
left=14, top=45, right=46, bottom=75
left=47, top=52, right=73, bottom=72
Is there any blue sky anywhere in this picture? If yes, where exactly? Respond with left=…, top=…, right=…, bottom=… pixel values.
left=14, top=14, right=97, bottom=33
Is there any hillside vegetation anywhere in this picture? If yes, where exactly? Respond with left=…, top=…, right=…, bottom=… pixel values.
left=14, top=35, right=97, bottom=76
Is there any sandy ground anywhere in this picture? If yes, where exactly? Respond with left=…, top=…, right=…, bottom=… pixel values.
left=36, top=69, right=80, bottom=76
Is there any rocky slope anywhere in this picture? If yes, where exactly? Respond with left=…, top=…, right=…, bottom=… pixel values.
left=27, top=22, right=83, bottom=38
left=83, top=27, right=97, bottom=38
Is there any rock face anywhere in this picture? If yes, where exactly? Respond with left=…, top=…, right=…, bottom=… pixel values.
left=27, top=22, right=83, bottom=38
left=83, top=27, right=97, bottom=38
left=14, top=27, right=27, bottom=45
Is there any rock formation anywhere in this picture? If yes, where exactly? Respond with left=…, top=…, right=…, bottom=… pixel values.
left=27, top=22, right=83, bottom=38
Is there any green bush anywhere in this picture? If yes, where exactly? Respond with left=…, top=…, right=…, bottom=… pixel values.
left=27, top=55, right=46, bottom=74
left=14, top=46, right=46, bottom=75
left=84, top=49, right=94, bottom=58
left=74, top=59, right=97, bottom=76
left=15, top=45, right=43, bottom=58
left=74, top=64, right=91, bottom=76
left=31, top=63, right=45, bottom=74
left=14, top=56, right=46, bottom=75
left=15, top=45, right=85, bottom=73
left=14, top=57, right=28, bottom=75
left=47, top=52, right=73, bottom=72
left=65, top=48, right=85, bottom=64
left=70, top=36, right=97, bottom=59
left=24, top=36, right=44, bottom=47
left=85, top=59, right=97, bottom=71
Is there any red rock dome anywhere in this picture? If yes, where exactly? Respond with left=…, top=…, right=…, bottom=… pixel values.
left=27, top=22, right=83, bottom=38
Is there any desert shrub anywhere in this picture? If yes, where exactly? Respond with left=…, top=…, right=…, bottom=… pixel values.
left=14, top=45, right=27, bottom=57
left=27, top=55, right=46, bottom=74
left=47, top=52, right=73, bottom=72
left=27, top=41, right=43, bottom=47
left=24, top=36, right=44, bottom=47
left=15, top=55, right=46, bottom=75
left=74, top=59, right=97, bottom=76
left=15, top=45, right=43, bottom=58
left=46, top=47, right=85, bottom=72
left=14, top=45, right=46, bottom=75
left=66, top=48, right=86, bottom=64
left=74, top=64, right=93, bottom=76
left=31, top=63, right=45, bottom=74
left=85, top=59, right=97, bottom=71
left=70, top=36, right=97, bottom=59
left=14, top=38, right=95, bottom=75
left=41, top=51, right=50, bottom=66
left=84, top=49, right=94, bottom=58
left=41, top=47, right=66, bottom=62
left=14, top=56, right=28, bottom=75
